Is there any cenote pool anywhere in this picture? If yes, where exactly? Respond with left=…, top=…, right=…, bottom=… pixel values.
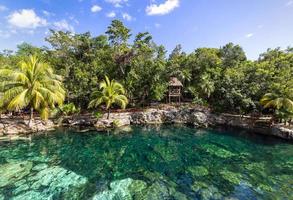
left=0, top=125, right=292, bottom=200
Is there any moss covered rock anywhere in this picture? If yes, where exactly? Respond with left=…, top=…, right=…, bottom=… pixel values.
left=202, top=144, right=235, bottom=158
left=93, top=178, right=147, bottom=200
left=220, top=170, right=242, bottom=185
left=191, top=181, right=222, bottom=200
left=187, top=166, right=209, bottom=177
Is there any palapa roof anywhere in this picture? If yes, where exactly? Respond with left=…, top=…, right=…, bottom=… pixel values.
left=169, top=77, right=183, bottom=87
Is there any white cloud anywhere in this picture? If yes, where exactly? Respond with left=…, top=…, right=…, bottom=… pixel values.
left=8, top=9, right=47, bottom=29
left=286, top=1, right=293, bottom=6
left=0, top=5, right=8, bottom=12
left=91, top=5, right=102, bottom=13
left=122, top=12, right=133, bottom=21
left=245, top=33, right=254, bottom=38
left=155, top=23, right=161, bottom=28
left=146, top=0, right=180, bottom=16
left=53, top=20, right=74, bottom=32
left=106, top=11, right=116, bottom=18
left=105, top=0, right=128, bottom=8
left=42, top=10, right=54, bottom=17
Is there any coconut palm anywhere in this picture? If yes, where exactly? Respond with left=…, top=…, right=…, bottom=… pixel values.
left=88, top=76, right=128, bottom=119
left=260, top=92, right=293, bottom=122
left=260, top=93, right=293, bottom=111
left=0, top=55, right=65, bottom=126
left=199, top=74, right=215, bottom=98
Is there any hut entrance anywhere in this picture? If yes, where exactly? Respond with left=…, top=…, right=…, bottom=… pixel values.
left=168, top=77, right=183, bottom=104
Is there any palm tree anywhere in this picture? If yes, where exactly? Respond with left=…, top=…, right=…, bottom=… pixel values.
left=260, top=93, right=293, bottom=111
left=0, top=55, right=65, bottom=126
left=89, top=76, right=128, bottom=119
left=199, top=74, right=215, bottom=98
left=260, top=92, right=293, bottom=122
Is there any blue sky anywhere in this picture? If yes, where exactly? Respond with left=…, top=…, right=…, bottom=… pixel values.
left=0, top=0, right=292, bottom=59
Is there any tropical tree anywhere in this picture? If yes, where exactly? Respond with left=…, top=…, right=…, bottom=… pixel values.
left=260, top=92, right=293, bottom=122
left=260, top=93, right=293, bottom=110
left=0, top=55, right=65, bottom=126
left=88, top=76, right=128, bottom=119
left=199, top=74, right=215, bottom=99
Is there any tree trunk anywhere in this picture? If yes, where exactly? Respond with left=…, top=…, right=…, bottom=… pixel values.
left=107, top=109, right=110, bottom=119
left=28, top=107, right=34, bottom=128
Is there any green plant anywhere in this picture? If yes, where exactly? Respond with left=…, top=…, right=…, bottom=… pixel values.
left=0, top=55, right=65, bottom=125
left=88, top=76, right=128, bottom=119
left=94, top=111, right=103, bottom=119
left=260, top=93, right=293, bottom=121
left=60, top=103, right=80, bottom=116
left=112, top=119, right=121, bottom=128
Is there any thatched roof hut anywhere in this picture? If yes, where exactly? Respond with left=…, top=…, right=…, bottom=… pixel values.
left=169, top=77, right=183, bottom=87
left=168, top=77, right=182, bottom=103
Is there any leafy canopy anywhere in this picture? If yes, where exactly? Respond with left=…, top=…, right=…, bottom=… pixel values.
left=0, top=55, right=65, bottom=120
left=89, top=76, right=128, bottom=118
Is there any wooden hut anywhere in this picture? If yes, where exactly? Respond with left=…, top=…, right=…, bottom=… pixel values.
left=168, top=77, right=183, bottom=103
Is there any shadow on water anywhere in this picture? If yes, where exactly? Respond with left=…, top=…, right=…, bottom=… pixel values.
left=0, top=125, right=292, bottom=199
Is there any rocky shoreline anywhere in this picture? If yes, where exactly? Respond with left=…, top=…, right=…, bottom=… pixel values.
left=1, top=106, right=293, bottom=140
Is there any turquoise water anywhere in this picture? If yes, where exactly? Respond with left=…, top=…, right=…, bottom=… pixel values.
left=0, top=125, right=292, bottom=200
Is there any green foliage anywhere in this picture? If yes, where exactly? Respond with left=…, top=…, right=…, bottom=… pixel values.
left=52, top=103, right=80, bottom=117
left=260, top=92, right=293, bottom=121
left=88, top=76, right=128, bottom=119
left=112, top=119, right=121, bottom=128
left=45, top=31, right=111, bottom=108
left=106, top=20, right=131, bottom=46
left=0, top=55, right=65, bottom=121
left=0, top=20, right=292, bottom=118
left=60, top=103, right=80, bottom=115
left=94, top=111, right=103, bottom=119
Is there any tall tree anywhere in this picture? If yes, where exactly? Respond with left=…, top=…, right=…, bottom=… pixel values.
left=89, top=76, right=128, bottom=119
left=220, top=43, right=246, bottom=68
left=106, top=20, right=132, bottom=77
left=0, top=55, right=65, bottom=125
left=46, top=31, right=113, bottom=107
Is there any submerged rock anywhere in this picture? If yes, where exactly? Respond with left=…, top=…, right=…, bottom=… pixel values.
left=0, top=161, right=33, bottom=187
left=191, top=181, right=222, bottom=200
left=202, top=144, right=235, bottom=158
left=92, top=178, right=147, bottom=200
left=92, top=178, right=188, bottom=200
left=10, top=165, right=88, bottom=200
left=142, top=181, right=169, bottom=199
left=32, top=163, right=48, bottom=171
left=187, top=166, right=209, bottom=177
left=12, top=191, right=49, bottom=200
left=153, top=143, right=179, bottom=162
left=220, top=170, right=242, bottom=185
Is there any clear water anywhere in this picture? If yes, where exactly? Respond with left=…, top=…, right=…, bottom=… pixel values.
left=0, top=125, right=292, bottom=200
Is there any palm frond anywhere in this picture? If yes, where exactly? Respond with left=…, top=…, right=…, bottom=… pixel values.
left=7, top=89, right=29, bottom=110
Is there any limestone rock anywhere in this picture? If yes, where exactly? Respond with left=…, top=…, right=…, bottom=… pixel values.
left=131, top=109, right=163, bottom=124
left=95, top=113, right=131, bottom=131
left=187, top=166, right=209, bottom=177
left=0, top=161, right=33, bottom=187
left=192, top=181, right=222, bottom=200
left=271, top=125, right=293, bottom=140
left=191, top=112, right=208, bottom=127
left=92, top=178, right=147, bottom=200
left=92, top=178, right=188, bottom=200
left=10, top=165, right=88, bottom=200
